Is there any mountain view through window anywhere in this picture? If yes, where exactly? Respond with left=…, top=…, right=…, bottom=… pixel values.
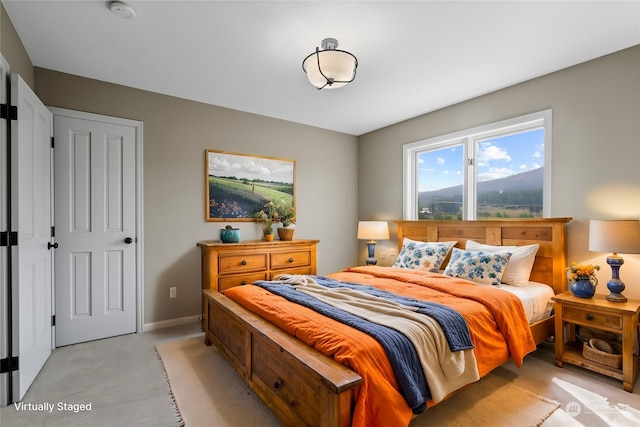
left=417, top=128, right=544, bottom=220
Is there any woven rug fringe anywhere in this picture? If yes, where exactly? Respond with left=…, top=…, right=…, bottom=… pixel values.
left=155, top=346, right=186, bottom=427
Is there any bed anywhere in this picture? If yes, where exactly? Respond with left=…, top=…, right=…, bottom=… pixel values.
left=202, top=218, right=571, bottom=427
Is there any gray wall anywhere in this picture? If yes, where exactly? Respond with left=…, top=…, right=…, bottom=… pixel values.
left=358, top=45, right=640, bottom=299
left=33, top=69, right=358, bottom=324
left=3, top=2, right=640, bottom=315
left=2, top=10, right=359, bottom=324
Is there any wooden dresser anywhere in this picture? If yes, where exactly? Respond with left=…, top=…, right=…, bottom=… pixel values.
left=197, top=239, right=319, bottom=330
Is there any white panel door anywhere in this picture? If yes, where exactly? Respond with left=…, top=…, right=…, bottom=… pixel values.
left=11, top=74, right=53, bottom=401
left=54, top=114, right=137, bottom=346
left=0, top=56, right=9, bottom=407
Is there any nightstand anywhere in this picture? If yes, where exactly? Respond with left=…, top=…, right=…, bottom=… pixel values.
left=552, top=291, right=640, bottom=392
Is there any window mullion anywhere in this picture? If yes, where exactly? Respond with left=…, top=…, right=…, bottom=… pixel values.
left=464, top=137, right=476, bottom=220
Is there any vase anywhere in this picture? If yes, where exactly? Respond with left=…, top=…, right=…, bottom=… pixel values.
left=263, top=233, right=274, bottom=242
left=277, top=227, right=295, bottom=241
left=219, top=227, right=240, bottom=243
left=570, top=277, right=597, bottom=298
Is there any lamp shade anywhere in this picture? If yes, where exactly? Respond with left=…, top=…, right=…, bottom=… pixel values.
left=302, top=38, right=357, bottom=90
left=357, top=221, right=389, bottom=241
left=588, top=220, right=640, bottom=254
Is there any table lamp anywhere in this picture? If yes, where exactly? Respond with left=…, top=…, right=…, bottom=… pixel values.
left=588, top=219, right=640, bottom=302
left=357, top=221, right=389, bottom=265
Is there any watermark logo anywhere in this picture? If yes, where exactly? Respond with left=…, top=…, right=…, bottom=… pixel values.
left=565, top=401, right=582, bottom=417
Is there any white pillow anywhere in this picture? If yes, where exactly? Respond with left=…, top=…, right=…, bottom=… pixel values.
left=443, top=248, right=512, bottom=285
left=393, top=238, right=457, bottom=272
left=465, top=240, right=539, bottom=287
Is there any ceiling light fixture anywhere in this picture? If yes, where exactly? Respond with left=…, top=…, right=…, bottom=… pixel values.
left=302, top=38, right=358, bottom=90
left=109, top=1, right=136, bottom=20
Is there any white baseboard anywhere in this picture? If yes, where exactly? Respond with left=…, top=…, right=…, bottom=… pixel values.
left=142, top=315, right=200, bottom=332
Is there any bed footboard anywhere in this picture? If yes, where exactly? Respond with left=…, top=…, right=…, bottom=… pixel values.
left=203, top=289, right=362, bottom=427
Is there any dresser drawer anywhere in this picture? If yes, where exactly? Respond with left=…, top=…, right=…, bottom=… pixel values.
left=271, top=250, right=311, bottom=269
left=219, top=273, right=268, bottom=291
left=219, top=253, right=268, bottom=274
left=563, top=306, right=622, bottom=330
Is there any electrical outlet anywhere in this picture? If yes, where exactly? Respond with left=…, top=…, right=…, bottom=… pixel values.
left=380, top=249, right=388, bottom=259
left=389, top=248, right=397, bottom=257
left=169, top=287, right=177, bottom=299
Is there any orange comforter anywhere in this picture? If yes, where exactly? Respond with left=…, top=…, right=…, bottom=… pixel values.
left=223, top=266, right=536, bottom=427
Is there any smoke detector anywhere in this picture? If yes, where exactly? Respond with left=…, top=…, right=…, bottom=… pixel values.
left=110, top=1, right=136, bottom=20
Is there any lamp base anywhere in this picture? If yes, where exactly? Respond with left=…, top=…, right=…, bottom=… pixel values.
left=605, top=256, right=627, bottom=303
left=605, top=292, right=627, bottom=303
left=365, top=241, right=377, bottom=266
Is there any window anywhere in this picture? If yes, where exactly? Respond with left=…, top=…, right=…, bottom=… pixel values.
left=403, top=110, right=551, bottom=220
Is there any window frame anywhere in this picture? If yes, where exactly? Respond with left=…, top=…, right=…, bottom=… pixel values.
left=403, top=109, right=552, bottom=220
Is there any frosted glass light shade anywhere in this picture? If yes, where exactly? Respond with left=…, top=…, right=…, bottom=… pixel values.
left=303, top=50, right=357, bottom=89
left=357, top=221, right=390, bottom=241
left=589, top=220, right=640, bottom=254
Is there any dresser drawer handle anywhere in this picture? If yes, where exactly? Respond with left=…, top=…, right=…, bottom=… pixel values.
left=240, top=281, right=246, bottom=286
left=241, top=260, right=247, bottom=265
left=288, top=257, right=294, bottom=263
left=585, top=313, right=593, bottom=321
left=273, top=380, right=282, bottom=389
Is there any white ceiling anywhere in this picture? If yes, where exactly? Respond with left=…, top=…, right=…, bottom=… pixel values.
left=3, top=1, right=639, bottom=136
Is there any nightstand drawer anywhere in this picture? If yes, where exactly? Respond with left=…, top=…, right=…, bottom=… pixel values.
left=271, top=250, right=311, bottom=269
left=564, top=306, right=622, bottom=330
left=219, top=253, right=268, bottom=274
left=219, top=273, right=268, bottom=291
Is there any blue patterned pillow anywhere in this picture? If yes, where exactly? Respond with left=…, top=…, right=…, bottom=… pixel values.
left=393, top=239, right=457, bottom=272
left=443, top=248, right=512, bottom=285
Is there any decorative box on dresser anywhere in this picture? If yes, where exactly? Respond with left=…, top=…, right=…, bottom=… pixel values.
left=552, top=291, right=640, bottom=392
left=197, top=239, right=319, bottom=333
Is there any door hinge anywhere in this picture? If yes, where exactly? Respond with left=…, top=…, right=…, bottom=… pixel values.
left=51, top=315, right=56, bottom=327
left=0, top=231, right=18, bottom=246
left=51, top=136, right=55, bottom=148
left=0, top=356, right=19, bottom=374
left=0, top=104, right=17, bottom=120
left=468, top=158, right=474, bottom=166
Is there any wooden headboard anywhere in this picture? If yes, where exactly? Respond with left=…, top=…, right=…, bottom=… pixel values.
left=394, top=218, right=571, bottom=295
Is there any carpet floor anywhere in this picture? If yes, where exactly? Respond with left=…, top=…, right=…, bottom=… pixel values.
left=157, top=336, right=560, bottom=427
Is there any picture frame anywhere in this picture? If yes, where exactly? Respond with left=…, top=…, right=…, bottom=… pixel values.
left=205, top=149, right=295, bottom=222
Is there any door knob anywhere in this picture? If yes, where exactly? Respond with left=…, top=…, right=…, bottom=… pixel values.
left=124, top=237, right=134, bottom=244
left=48, top=242, right=58, bottom=250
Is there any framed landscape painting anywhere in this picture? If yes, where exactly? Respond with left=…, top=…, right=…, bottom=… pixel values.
left=205, top=150, right=295, bottom=222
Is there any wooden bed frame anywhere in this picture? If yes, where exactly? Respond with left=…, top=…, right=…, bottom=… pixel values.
left=202, top=218, right=571, bottom=427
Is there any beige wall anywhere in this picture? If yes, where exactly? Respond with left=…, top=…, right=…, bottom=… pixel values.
left=0, top=2, right=33, bottom=87
left=3, top=3, right=640, bottom=319
left=359, top=45, right=640, bottom=299
left=2, top=6, right=358, bottom=325
left=33, top=69, right=358, bottom=324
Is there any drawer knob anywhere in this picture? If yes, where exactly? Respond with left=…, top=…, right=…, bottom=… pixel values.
left=288, top=257, right=294, bottom=263
left=273, top=380, right=281, bottom=389
left=241, top=259, right=247, bottom=265
left=240, top=281, right=246, bottom=286
left=585, top=313, right=593, bottom=321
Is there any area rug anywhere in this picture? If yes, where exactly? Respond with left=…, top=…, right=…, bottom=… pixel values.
left=155, top=336, right=281, bottom=427
left=415, top=373, right=560, bottom=426
left=156, top=336, right=560, bottom=427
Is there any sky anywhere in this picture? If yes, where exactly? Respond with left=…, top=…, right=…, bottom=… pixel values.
left=208, top=151, right=294, bottom=184
left=417, top=128, right=544, bottom=192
